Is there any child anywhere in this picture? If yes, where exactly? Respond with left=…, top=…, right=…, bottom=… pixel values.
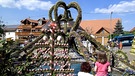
left=78, top=62, right=93, bottom=76
left=94, top=51, right=111, bottom=76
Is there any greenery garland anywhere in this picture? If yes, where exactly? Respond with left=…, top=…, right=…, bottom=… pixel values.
left=68, top=2, right=82, bottom=31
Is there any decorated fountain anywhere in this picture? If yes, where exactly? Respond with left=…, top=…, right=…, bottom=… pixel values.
left=1, top=1, right=135, bottom=76
left=18, top=1, right=83, bottom=76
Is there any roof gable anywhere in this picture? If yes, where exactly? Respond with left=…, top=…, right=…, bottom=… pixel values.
left=96, top=27, right=110, bottom=34
left=21, top=18, right=38, bottom=24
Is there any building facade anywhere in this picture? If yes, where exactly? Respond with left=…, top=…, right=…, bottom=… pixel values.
left=15, top=18, right=48, bottom=43
left=5, top=28, right=16, bottom=41
left=3, top=25, right=18, bottom=41
left=4, top=18, right=121, bottom=45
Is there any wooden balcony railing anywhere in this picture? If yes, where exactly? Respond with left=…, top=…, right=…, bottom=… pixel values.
left=15, top=39, right=26, bottom=43
left=16, top=32, right=42, bottom=36
left=95, top=33, right=109, bottom=37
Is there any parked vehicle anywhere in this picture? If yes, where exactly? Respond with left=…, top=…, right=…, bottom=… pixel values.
left=113, top=34, right=134, bottom=46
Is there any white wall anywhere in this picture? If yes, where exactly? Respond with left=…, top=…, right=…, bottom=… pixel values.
left=82, top=40, right=93, bottom=53
left=5, top=32, right=16, bottom=40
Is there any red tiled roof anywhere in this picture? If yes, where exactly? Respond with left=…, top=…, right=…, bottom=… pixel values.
left=17, top=24, right=32, bottom=29
left=18, top=18, right=49, bottom=29
left=21, top=18, right=38, bottom=24
left=80, top=18, right=121, bottom=34
left=34, top=25, right=43, bottom=29
left=130, top=27, right=135, bottom=32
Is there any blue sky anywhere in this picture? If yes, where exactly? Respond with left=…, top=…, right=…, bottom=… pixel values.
left=0, top=0, right=135, bottom=31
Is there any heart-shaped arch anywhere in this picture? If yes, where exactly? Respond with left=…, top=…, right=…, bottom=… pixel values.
left=67, top=2, right=82, bottom=31
left=49, top=1, right=68, bottom=30
left=49, top=1, right=82, bottom=32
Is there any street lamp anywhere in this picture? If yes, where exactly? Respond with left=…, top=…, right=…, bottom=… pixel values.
left=110, top=11, right=113, bottom=41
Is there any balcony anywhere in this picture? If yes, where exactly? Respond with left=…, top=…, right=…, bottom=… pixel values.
left=16, top=32, right=42, bottom=36
left=15, top=39, right=26, bottom=43
left=95, top=33, right=109, bottom=37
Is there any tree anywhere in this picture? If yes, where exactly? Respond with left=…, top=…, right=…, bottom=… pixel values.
left=113, top=20, right=124, bottom=35
left=0, top=19, right=5, bottom=36
left=0, top=25, right=5, bottom=35
left=130, top=38, right=135, bottom=55
left=0, top=40, right=22, bottom=76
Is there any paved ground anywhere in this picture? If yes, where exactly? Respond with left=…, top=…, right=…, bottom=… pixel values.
left=113, top=46, right=135, bottom=61
left=111, top=46, right=135, bottom=75
left=121, top=46, right=135, bottom=61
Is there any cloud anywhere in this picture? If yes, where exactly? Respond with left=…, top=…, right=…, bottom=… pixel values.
left=93, top=0, right=135, bottom=13
left=0, top=0, right=54, bottom=10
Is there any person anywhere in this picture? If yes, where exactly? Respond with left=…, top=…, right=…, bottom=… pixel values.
left=106, top=41, right=110, bottom=50
left=78, top=62, right=93, bottom=76
left=92, top=46, right=97, bottom=61
left=118, top=41, right=123, bottom=50
left=94, top=51, right=111, bottom=76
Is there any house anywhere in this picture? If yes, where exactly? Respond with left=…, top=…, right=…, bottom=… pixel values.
left=15, top=17, right=121, bottom=45
left=130, top=27, right=135, bottom=32
left=15, top=17, right=49, bottom=43
left=80, top=18, right=121, bottom=45
left=4, top=25, right=18, bottom=41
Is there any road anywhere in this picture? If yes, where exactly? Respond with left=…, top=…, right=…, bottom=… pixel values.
left=121, top=46, right=135, bottom=61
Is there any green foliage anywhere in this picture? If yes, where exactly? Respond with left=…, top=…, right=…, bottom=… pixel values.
left=115, top=50, right=128, bottom=61
left=108, top=34, right=119, bottom=39
left=0, top=27, right=4, bottom=35
left=111, top=30, right=133, bottom=39
left=0, top=40, right=22, bottom=76
left=0, top=24, right=5, bottom=35
left=113, top=20, right=124, bottom=35
left=124, top=31, right=132, bottom=34
left=130, top=30, right=135, bottom=35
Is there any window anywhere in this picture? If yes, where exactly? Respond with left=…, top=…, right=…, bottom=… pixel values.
left=38, top=20, right=42, bottom=25
left=102, top=30, right=104, bottom=34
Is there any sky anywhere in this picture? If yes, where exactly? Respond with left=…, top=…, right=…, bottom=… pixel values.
left=0, top=0, right=135, bottom=31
